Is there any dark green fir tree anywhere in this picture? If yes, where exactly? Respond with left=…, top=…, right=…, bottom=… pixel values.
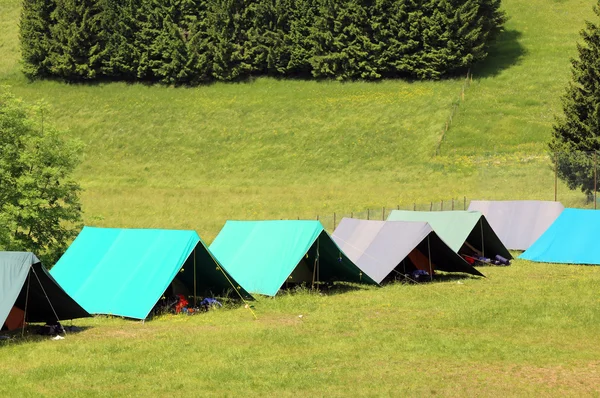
left=550, top=2, right=600, bottom=199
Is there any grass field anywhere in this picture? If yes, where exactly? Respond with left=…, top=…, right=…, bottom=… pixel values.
left=2, top=260, right=600, bottom=396
left=1, top=0, right=600, bottom=395
left=0, top=0, right=597, bottom=239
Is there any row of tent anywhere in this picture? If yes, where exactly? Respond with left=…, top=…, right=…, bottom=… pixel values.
left=2, top=200, right=597, bottom=330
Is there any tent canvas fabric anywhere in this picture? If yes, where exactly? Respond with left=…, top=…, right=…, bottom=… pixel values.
left=468, top=200, right=564, bottom=250
left=50, top=227, right=251, bottom=320
left=1, top=252, right=89, bottom=330
left=387, top=210, right=512, bottom=260
left=520, top=208, right=600, bottom=264
left=332, top=218, right=484, bottom=283
left=209, top=220, right=377, bottom=296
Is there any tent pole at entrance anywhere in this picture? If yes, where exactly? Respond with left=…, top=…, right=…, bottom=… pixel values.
left=427, top=235, right=433, bottom=282
left=193, top=248, right=197, bottom=307
left=317, top=237, right=320, bottom=286
left=22, top=270, right=31, bottom=337
left=32, top=266, right=65, bottom=335
left=480, top=219, right=485, bottom=258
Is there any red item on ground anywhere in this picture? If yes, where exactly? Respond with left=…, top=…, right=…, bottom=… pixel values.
left=174, top=294, right=189, bottom=314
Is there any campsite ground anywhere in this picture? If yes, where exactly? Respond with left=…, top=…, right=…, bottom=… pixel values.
left=1, top=0, right=600, bottom=395
left=2, top=260, right=600, bottom=396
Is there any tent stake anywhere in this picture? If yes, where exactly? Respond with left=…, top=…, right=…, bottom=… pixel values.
left=367, top=209, right=370, bottom=220
left=595, top=151, right=597, bottom=209
left=193, top=247, right=197, bottom=307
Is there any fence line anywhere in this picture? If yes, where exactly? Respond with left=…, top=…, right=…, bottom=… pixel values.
left=435, top=69, right=472, bottom=156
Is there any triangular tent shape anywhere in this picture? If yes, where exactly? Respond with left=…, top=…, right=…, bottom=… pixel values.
left=209, top=220, right=377, bottom=296
left=332, top=218, right=484, bottom=283
left=387, top=210, right=512, bottom=261
left=50, top=227, right=251, bottom=320
left=520, top=208, right=600, bottom=265
left=468, top=200, right=564, bottom=250
left=1, top=252, right=89, bottom=330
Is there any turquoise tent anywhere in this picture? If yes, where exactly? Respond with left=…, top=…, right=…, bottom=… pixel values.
left=520, top=208, right=600, bottom=264
left=209, top=220, right=377, bottom=296
left=51, top=227, right=251, bottom=319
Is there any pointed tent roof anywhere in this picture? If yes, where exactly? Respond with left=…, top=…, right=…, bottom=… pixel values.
left=1, top=252, right=89, bottom=329
left=387, top=210, right=512, bottom=259
left=209, top=220, right=377, bottom=296
left=332, top=218, right=484, bottom=283
left=520, top=208, right=600, bottom=264
left=50, top=227, right=251, bottom=320
left=468, top=200, right=564, bottom=250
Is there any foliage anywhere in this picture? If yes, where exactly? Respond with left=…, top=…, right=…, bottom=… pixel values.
left=0, top=88, right=82, bottom=265
left=550, top=1, right=600, bottom=198
left=19, top=0, right=506, bottom=84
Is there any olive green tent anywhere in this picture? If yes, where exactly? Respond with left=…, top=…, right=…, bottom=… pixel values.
left=1, top=252, right=89, bottom=330
left=387, top=210, right=512, bottom=260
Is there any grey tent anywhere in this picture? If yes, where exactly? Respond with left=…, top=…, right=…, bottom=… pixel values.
left=467, top=200, right=564, bottom=250
left=1, top=252, right=89, bottom=331
left=332, top=218, right=484, bottom=283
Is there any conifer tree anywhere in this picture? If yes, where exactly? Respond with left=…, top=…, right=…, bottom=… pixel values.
left=47, top=0, right=103, bottom=79
left=20, top=0, right=55, bottom=78
left=550, top=2, right=600, bottom=198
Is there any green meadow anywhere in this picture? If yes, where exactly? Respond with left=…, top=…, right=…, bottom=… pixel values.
left=1, top=0, right=600, bottom=395
left=1, top=0, right=596, bottom=238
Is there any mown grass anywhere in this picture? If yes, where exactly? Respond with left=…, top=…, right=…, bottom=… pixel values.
left=1, top=260, right=599, bottom=396
left=2, top=0, right=600, bottom=395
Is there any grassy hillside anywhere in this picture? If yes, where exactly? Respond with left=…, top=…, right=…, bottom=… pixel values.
left=0, top=0, right=596, bottom=240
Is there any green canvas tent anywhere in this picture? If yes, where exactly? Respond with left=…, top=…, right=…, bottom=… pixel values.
left=51, top=227, right=251, bottom=320
left=387, top=210, right=512, bottom=261
left=209, top=220, right=377, bottom=296
left=1, top=252, right=89, bottom=330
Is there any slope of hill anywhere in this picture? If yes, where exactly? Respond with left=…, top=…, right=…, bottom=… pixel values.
left=0, top=0, right=596, bottom=239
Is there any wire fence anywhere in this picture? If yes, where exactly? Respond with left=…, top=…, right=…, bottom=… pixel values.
left=282, top=150, right=600, bottom=232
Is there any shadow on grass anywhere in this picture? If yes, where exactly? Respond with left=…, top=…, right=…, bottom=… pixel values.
left=276, top=281, right=370, bottom=297
left=474, top=29, right=527, bottom=78
left=0, top=324, right=92, bottom=346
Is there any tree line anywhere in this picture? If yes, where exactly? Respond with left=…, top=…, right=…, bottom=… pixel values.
left=20, top=0, right=505, bottom=84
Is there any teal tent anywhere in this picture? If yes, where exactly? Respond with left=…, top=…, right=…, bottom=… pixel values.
left=209, top=220, right=377, bottom=296
left=1, top=252, right=89, bottom=330
left=520, top=208, right=600, bottom=264
left=50, top=227, right=251, bottom=320
left=387, top=210, right=512, bottom=260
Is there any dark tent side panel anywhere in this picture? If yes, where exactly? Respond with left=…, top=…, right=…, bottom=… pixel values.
left=304, top=232, right=377, bottom=286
